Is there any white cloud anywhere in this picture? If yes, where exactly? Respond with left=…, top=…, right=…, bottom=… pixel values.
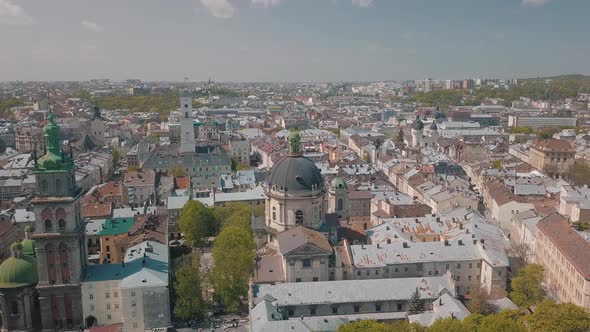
left=352, top=0, right=373, bottom=7
left=522, top=0, right=549, bottom=6
left=0, top=0, right=32, bottom=26
left=82, top=20, right=104, bottom=32
left=251, top=0, right=281, bottom=7
left=200, top=0, right=235, bottom=18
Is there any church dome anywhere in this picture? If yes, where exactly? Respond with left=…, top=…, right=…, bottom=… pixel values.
left=266, top=155, right=323, bottom=193
left=0, top=243, right=37, bottom=289
left=429, top=122, right=438, bottom=130
left=412, top=116, right=424, bottom=130
left=330, top=177, right=347, bottom=191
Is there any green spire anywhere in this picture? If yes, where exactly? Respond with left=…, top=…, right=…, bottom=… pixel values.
left=35, top=111, right=74, bottom=173
left=289, top=131, right=301, bottom=155
left=44, top=111, right=60, bottom=155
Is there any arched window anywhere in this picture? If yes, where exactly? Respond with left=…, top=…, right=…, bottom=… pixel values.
left=59, top=243, right=70, bottom=282
left=46, top=244, right=57, bottom=284
left=10, top=301, right=18, bottom=315
left=55, top=179, right=62, bottom=194
left=44, top=219, right=53, bottom=232
left=41, top=180, right=48, bottom=192
left=295, top=210, right=304, bottom=225
left=272, top=206, right=276, bottom=221
left=337, top=199, right=343, bottom=211
left=58, top=219, right=66, bottom=232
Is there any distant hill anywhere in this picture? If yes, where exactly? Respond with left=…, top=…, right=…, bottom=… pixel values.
left=520, top=74, right=590, bottom=84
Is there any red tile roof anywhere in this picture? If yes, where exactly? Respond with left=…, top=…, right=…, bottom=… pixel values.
left=531, top=139, right=574, bottom=152
left=174, top=176, right=190, bottom=190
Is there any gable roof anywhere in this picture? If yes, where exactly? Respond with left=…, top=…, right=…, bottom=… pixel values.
left=277, top=226, right=332, bottom=256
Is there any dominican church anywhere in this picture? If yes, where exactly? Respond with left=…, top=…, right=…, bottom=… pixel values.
left=0, top=112, right=86, bottom=331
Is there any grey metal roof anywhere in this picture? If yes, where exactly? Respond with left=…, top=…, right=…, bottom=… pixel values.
left=255, top=275, right=454, bottom=306
left=266, top=155, right=323, bottom=193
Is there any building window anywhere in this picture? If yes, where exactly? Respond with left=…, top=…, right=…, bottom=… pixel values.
left=310, top=307, right=316, bottom=315
left=90, top=305, right=94, bottom=311
left=56, top=179, right=62, bottom=194
left=89, top=294, right=94, bottom=300
left=498, top=270, right=502, bottom=277
left=366, top=270, right=370, bottom=276
left=106, top=304, right=111, bottom=310
left=468, top=275, right=472, bottom=281
left=10, top=301, right=18, bottom=315
left=45, top=219, right=53, bottom=232
left=272, top=207, right=276, bottom=221
left=337, top=199, right=343, bottom=211
left=397, top=303, right=402, bottom=311
left=404, top=267, right=408, bottom=272
left=288, top=309, right=294, bottom=316
left=133, top=323, right=138, bottom=328
left=313, top=277, right=318, bottom=282
left=132, top=312, right=136, bottom=318
left=114, top=291, right=118, bottom=298
left=41, top=180, right=48, bottom=192
left=302, top=259, right=311, bottom=268
left=132, top=302, right=136, bottom=307
left=394, top=268, right=398, bottom=273
left=58, top=219, right=66, bottom=232
left=469, top=263, right=473, bottom=269
left=105, top=292, right=110, bottom=299
left=131, top=291, right=135, bottom=297
left=457, top=263, right=461, bottom=269
left=354, top=305, right=360, bottom=313
left=295, top=278, right=302, bottom=282
left=107, top=314, right=111, bottom=320
left=295, top=210, right=304, bottom=225
left=115, top=304, right=119, bottom=309
left=376, top=304, right=382, bottom=312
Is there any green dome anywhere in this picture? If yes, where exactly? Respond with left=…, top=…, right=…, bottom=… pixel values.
left=330, top=177, right=347, bottom=191
left=0, top=255, right=37, bottom=288
left=10, top=242, right=23, bottom=251
left=21, top=239, right=35, bottom=257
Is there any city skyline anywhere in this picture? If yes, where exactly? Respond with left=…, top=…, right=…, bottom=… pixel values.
left=1, top=0, right=589, bottom=82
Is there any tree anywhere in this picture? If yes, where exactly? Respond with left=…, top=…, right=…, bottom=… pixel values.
left=127, top=165, right=140, bottom=172
left=178, top=200, right=214, bottom=246
left=467, top=286, right=497, bottom=315
left=477, top=310, right=525, bottom=332
left=408, top=287, right=424, bottom=314
left=173, top=253, right=208, bottom=320
left=337, top=320, right=392, bottom=332
left=210, top=225, right=255, bottom=312
left=491, top=159, right=503, bottom=170
left=428, top=317, right=469, bottom=332
left=230, top=158, right=250, bottom=171
left=510, top=264, right=546, bottom=306
left=169, top=166, right=188, bottom=177
left=211, top=202, right=252, bottom=232
left=566, top=160, right=590, bottom=186
left=524, top=300, right=590, bottom=332
left=112, top=148, right=120, bottom=166
left=337, top=320, right=425, bottom=332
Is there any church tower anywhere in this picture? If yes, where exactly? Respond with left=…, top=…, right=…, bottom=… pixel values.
left=179, top=94, right=196, bottom=154
left=32, top=112, right=86, bottom=331
left=411, top=115, right=424, bottom=147
left=328, top=177, right=348, bottom=219
left=89, top=104, right=106, bottom=147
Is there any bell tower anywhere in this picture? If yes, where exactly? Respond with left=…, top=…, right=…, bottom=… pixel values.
left=179, top=94, right=196, bottom=154
left=32, top=111, right=86, bottom=331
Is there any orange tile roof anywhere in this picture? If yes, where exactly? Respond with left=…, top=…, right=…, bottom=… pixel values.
left=174, top=176, right=190, bottom=190
left=82, top=203, right=112, bottom=219
left=97, top=181, right=124, bottom=198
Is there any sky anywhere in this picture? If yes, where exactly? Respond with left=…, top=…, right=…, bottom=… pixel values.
left=0, top=0, right=589, bottom=82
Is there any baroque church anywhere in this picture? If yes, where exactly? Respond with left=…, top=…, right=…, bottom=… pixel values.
left=0, top=112, right=87, bottom=331
left=255, top=131, right=345, bottom=283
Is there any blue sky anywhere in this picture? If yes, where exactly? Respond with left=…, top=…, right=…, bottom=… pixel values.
left=0, top=0, right=588, bottom=82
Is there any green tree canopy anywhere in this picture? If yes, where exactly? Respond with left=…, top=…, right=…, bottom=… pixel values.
left=168, top=166, right=188, bottom=177
left=477, top=310, right=525, bottom=332
left=178, top=200, right=215, bottom=245
left=428, top=317, right=470, bottom=332
left=524, top=300, right=590, bottom=332
left=210, top=225, right=255, bottom=312
left=173, top=253, right=208, bottom=320
left=510, top=264, right=546, bottom=306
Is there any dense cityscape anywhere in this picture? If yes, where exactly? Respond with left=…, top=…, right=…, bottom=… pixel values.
left=2, top=0, right=590, bottom=332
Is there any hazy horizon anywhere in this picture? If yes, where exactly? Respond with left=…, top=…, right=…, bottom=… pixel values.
left=1, top=0, right=589, bottom=82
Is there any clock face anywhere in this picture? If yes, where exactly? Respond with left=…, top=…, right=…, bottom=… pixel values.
left=184, top=104, right=189, bottom=108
